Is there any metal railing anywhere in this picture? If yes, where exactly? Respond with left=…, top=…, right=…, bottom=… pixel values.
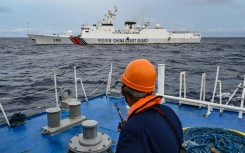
left=73, top=66, right=88, bottom=101
left=72, top=63, right=113, bottom=101
left=0, top=63, right=113, bottom=126
left=0, top=103, right=10, bottom=126
left=157, top=64, right=245, bottom=118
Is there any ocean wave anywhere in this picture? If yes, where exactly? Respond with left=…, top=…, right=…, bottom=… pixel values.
left=0, top=37, right=244, bottom=116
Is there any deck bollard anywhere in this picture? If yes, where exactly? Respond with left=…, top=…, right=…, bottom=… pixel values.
left=68, top=101, right=81, bottom=119
left=46, top=107, right=61, bottom=128
left=82, top=120, right=98, bottom=141
left=69, top=120, right=112, bottom=153
left=42, top=101, right=86, bottom=135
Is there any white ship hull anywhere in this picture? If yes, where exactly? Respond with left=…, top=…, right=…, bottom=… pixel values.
left=82, top=33, right=201, bottom=45
left=28, top=7, right=201, bottom=45
left=28, top=31, right=201, bottom=45
left=28, top=34, right=74, bottom=45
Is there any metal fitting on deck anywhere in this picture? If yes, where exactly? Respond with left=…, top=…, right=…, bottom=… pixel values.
left=59, top=89, right=72, bottom=110
left=68, top=101, right=81, bottom=119
left=42, top=100, right=86, bottom=135
left=69, top=120, right=112, bottom=153
left=46, top=107, right=61, bottom=128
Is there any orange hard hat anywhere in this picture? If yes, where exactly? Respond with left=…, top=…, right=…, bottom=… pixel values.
left=121, top=59, right=156, bottom=93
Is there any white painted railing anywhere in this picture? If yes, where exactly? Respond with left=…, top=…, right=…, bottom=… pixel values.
left=54, top=72, right=59, bottom=106
left=106, top=63, right=113, bottom=95
left=71, top=63, right=112, bottom=101
left=239, top=76, right=245, bottom=118
left=0, top=103, right=10, bottom=126
left=0, top=63, right=112, bottom=126
left=199, top=73, right=206, bottom=108
left=179, top=71, right=186, bottom=105
left=157, top=64, right=245, bottom=118
left=157, top=64, right=165, bottom=103
left=73, top=66, right=88, bottom=101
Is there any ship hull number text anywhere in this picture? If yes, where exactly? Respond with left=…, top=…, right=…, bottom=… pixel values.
left=53, top=39, right=61, bottom=42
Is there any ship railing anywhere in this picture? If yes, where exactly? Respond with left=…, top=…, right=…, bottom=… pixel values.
left=52, top=63, right=113, bottom=105
left=157, top=64, right=245, bottom=118
left=0, top=87, right=57, bottom=126
left=72, top=62, right=113, bottom=101
left=0, top=63, right=113, bottom=126
left=0, top=103, right=10, bottom=126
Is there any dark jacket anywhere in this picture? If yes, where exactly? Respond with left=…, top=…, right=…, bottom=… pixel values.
left=116, top=104, right=183, bottom=153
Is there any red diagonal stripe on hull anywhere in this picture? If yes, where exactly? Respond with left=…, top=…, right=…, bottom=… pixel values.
left=71, top=37, right=81, bottom=45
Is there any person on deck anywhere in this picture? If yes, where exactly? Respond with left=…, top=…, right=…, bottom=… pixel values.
left=116, top=59, right=183, bottom=153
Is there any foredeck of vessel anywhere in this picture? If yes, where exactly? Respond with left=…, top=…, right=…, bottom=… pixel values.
left=0, top=94, right=244, bottom=152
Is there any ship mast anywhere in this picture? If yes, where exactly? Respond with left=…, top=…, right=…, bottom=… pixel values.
left=27, top=21, right=29, bottom=34
left=104, top=6, right=117, bottom=24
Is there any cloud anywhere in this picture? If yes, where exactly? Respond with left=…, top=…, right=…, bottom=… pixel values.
left=202, top=27, right=245, bottom=36
left=187, top=0, right=236, bottom=5
left=0, top=6, right=11, bottom=13
left=47, top=22, right=60, bottom=26
left=202, top=0, right=233, bottom=4
left=0, top=25, right=8, bottom=29
left=204, top=28, right=235, bottom=33
left=0, top=25, right=27, bottom=34
left=201, top=27, right=245, bottom=37
left=9, top=28, right=27, bottom=33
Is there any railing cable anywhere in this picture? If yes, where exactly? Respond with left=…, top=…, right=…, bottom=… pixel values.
left=88, top=77, right=108, bottom=97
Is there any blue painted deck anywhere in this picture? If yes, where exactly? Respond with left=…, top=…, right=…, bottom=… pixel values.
left=0, top=94, right=244, bottom=153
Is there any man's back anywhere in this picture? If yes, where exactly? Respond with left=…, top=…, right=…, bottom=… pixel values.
left=116, top=104, right=183, bottom=153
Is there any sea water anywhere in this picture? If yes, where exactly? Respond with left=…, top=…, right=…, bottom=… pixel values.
left=0, top=37, right=244, bottom=120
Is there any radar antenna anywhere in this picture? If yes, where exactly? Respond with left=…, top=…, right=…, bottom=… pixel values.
left=103, top=6, right=117, bottom=24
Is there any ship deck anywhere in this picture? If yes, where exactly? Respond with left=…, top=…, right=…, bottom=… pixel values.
left=0, top=94, right=244, bottom=153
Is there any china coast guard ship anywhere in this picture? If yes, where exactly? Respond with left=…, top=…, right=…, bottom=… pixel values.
left=28, top=7, right=201, bottom=45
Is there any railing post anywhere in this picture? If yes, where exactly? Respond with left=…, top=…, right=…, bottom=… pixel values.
left=217, top=80, right=223, bottom=113
left=157, top=64, right=165, bottom=103
left=54, top=72, right=59, bottom=107
left=238, top=76, right=245, bottom=118
left=206, top=104, right=211, bottom=117
left=0, top=103, right=10, bottom=126
left=211, top=66, right=220, bottom=111
left=74, top=67, right=87, bottom=101
left=199, top=73, right=206, bottom=108
left=74, top=66, right=78, bottom=100
left=106, top=62, right=113, bottom=95
left=179, top=72, right=186, bottom=104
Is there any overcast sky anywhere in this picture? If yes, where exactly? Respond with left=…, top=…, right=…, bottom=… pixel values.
left=0, top=0, right=245, bottom=37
